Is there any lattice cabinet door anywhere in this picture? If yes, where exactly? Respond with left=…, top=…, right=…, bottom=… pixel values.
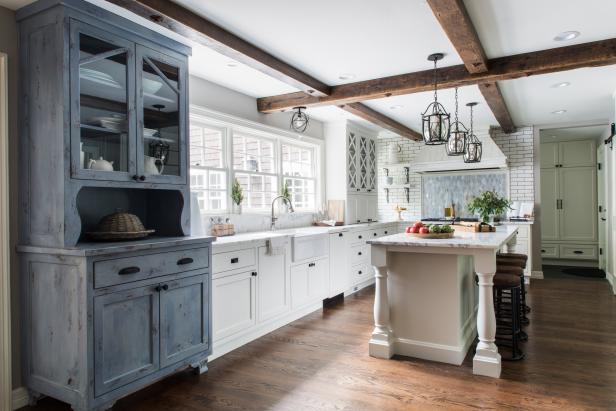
left=359, top=135, right=369, bottom=191
left=367, top=138, right=377, bottom=192
left=347, top=131, right=359, bottom=191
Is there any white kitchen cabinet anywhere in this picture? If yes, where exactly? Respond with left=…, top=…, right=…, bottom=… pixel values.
left=329, top=232, right=348, bottom=297
left=325, top=121, right=378, bottom=224
left=559, top=167, right=597, bottom=242
left=540, top=139, right=598, bottom=262
left=540, top=142, right=559, bottom=169
left=560, top=140, right=596, bottom=168
left=257, top=246, right=290, bottom=322
left=212, top=270, right=256, bottom=341
left=540, top=168, right=560, bottom=241
left=290, top=257, right=329, bottom=309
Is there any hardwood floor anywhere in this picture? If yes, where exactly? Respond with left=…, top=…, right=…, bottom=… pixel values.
left=23, top=276, right=616, bottom=411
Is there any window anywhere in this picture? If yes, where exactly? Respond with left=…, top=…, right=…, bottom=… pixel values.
left=189, top=124, right=227, bottom=212
left=232, top=133, right=278, bottom=211
left=189, top=109, right=321, bottom=214
left=282, top=143, right=316, bottom=211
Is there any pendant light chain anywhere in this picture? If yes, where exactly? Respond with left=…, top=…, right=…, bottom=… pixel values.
left=470, top=102, right=474, bottom=135
left=433, top=59, right=438, bottom=103
left=454, top=87, right=459, bottom=126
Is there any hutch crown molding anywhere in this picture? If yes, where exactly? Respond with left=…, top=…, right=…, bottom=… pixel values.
left=16, top=1, right=213, bottom=410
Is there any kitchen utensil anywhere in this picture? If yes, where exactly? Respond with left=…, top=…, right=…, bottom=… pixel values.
left=88, top=157, right=114, bottom=171
left=387, top=143, right=402, bottom=163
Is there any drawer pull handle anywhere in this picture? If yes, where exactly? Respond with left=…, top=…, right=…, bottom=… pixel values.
left=573, top=250, right=584, bottom=254
left=177, top=257, right=194, bottom=265
left=541, top=249, right=546, bottom=253
left=358, top=235, right=363, bottom=239
left=308, top=262, right=315, bottom=267
left=358, top=270, right=362, bottom=274
left=119, top=266, right=140, bottom=275
left=155, top=284, right=169, bottom=292
left=339, top=233, right=343, bottom=237
left=231, top=257, right=239, bottom=264
left=251, top=271, right=258, bottom=276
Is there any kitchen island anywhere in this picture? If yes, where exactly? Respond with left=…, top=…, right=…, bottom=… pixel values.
left=367, top=226, right=518, bottom=378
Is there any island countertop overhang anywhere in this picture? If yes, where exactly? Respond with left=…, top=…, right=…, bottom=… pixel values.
left=367, top=226, right=518, bottom=250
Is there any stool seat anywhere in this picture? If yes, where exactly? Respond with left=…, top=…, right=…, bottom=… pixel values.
left=498, top=252, right=528, bottom=261
left=497, top=257, right=526, bottom=269
left=494, top=273, right=520, bottom=288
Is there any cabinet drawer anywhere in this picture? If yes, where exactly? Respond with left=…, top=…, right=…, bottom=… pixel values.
left=349, top=244, right=369, bottom=265
left=212, top=248, right=256, bottom=274
left=94, top=247, right=209, bottom=288
left=540, top=244, right=559, bottom=258
left=350, top=230, right=369, bottom=244
left=350, top=263, right=371, bottom=285
left=559, top=244, right=598, bottom=260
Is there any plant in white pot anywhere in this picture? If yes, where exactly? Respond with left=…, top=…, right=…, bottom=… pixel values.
left=231, top=178, right=244, bottom=214
left=467, top=190, right=511, bottom=224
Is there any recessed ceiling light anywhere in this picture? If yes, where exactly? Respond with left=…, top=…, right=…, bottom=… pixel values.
left=554, top=31, right=580, bottom=41
left=390, top=105, right=404, bottom=110
left=226, top=60, right=238, bottom=68
left=338, top=73, right=356, bottom=81
left=552, top=82, right=571, bottom=88
left=551, top=109, right=567, bottom=115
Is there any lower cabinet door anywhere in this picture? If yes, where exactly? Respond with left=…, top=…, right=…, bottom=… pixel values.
left=94, top=286, right=160, bottom=396
left=212, top=270, right=256, bottom=341
left=159, top=275, right=209, bottom=368
left=258, top=246, right=290, bottom=322
left=308, top=258, right=329, bottom=301
left=290, top=263, right=310, bottom=309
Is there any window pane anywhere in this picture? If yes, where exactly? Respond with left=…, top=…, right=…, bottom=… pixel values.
left=284, top=177, right=315, bottom=211
left=190, top=126, right=223, bottom=168
left=236, top=172, right=277, bottom=211
left=233, top=134, right=275, bottom=173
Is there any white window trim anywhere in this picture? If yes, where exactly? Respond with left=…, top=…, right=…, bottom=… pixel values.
left=190, top=105, right=324, bottom=214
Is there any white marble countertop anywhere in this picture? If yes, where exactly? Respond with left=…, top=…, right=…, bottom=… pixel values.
left=367, top=226, right=518, bottom=249
left=211, top=221, right=400, bottom=248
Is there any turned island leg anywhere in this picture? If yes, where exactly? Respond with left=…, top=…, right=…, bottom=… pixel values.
left=369, top=245, right=393, bottom=359
left=473, top=251, right=501, bottom=378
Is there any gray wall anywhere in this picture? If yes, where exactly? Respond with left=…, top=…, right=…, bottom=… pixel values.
left=0, top=5, right=19, bottom=388
left=189, top=75, right=325, bottom=140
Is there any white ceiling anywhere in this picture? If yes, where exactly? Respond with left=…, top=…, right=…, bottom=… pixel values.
left=539, top=125, right=608, bottom=142
left=3, top=0, right=616, bottom=134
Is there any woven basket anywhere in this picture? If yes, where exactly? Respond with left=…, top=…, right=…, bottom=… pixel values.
left=87, top=212, right=155, bottom=241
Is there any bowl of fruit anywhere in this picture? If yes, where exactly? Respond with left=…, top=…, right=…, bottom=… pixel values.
left=405, top=221, right=455, bottom=239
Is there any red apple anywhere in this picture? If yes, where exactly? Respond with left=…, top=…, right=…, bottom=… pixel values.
left=405, top=226, right=413, bottom=233
left=419, top=226, right=430, bottom=234
left=410, top=226, right=419, bottom=233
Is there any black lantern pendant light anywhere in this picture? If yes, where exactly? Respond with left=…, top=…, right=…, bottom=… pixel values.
left=290, top=106, right=309, bottom=133
left=463, top=102, right=482, bottom=163
left=421, top=53, right=450, bottom=145
left=446, top=87, right=468, bottom=156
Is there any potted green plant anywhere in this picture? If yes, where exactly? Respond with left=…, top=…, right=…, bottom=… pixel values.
left=231, top=178, right=244, bottom=214
left=467, top=190, right=511, bottom=224
left=280, top=180, right=291, bottom=213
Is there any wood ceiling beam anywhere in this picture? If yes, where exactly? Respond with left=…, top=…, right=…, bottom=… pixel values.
left=106, top=0, right=331, bottom=96
left=426, top=0, right=488, bottom=73
left=340, top=103, right=423, bottom=141
left=257, top=38, right=616, bottom=112
left=427, top=0, right=516, bottom=132
left=478, top=82, right=515, bottom=133
left=108, top=0, right=422, bottom=139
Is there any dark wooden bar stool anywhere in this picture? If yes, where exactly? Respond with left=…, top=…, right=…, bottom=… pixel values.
left=497, top=253, right=531, bottom=320
left=493, top=272, right=525, bottom=361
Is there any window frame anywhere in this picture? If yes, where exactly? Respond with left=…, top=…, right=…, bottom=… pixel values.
left=189, top=106, right=324, bottom=215
left=281, top=141, right=318, bottom=212
left=188, top=121, right=230, bottom=214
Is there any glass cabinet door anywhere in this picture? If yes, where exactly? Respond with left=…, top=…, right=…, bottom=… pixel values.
left=136, top=46, right=187, bottom=184
left=71, top=22, right=136, bottom=181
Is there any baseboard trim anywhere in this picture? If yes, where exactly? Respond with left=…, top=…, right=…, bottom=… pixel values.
left=12, top=387, right=29, bottom=410
left=394, top=337, right=470, bottom=366
left=531, top=270, right=544, bottom=280
left=606, top=272, right=615, bottom=294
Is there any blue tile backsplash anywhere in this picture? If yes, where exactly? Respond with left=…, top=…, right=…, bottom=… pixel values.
left=422, top=172, right=508, bottom=218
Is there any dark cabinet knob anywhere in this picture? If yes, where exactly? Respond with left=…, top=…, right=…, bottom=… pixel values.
left=338, top=233, right=343, bottom=237
left=132, top=175, right=139, bottom=181
left=139, top=175, right=146, bottom=181
left=231, top=257, right=239, bottom=264
left=541, top=249, right=546, bottom=253
left=251, top=271, right=257, bottom=276
left=384, top=231, right=388, bottom=234
left=373, top=233, right=377, bottom=236
left=356, top=220, right=360, bottom=223
left=119, top=266, right=140, bottom=275
left=156, top=284, right=169, bottom=292
left=358, top=235, right=362, bottom=239
left=358, top=252, right=362, bottom=256
left=177, top=257, right=194, bottom=265
left=358, top=270, right=362, bottom=275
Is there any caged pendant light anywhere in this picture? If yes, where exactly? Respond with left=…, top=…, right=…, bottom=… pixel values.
left=421, top=53, right=450, bottom=145
left=446, top=87, right=468, bottom=156
left=290, top=106, right=309, bottom=133
left=463, top=102, right=482, bottom=163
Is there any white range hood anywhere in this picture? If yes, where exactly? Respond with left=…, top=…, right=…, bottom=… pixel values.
left=409, top=128, right=508, bottom=173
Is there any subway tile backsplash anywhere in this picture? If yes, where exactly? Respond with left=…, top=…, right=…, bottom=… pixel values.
left=421, top=172, right=508, bottom=218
